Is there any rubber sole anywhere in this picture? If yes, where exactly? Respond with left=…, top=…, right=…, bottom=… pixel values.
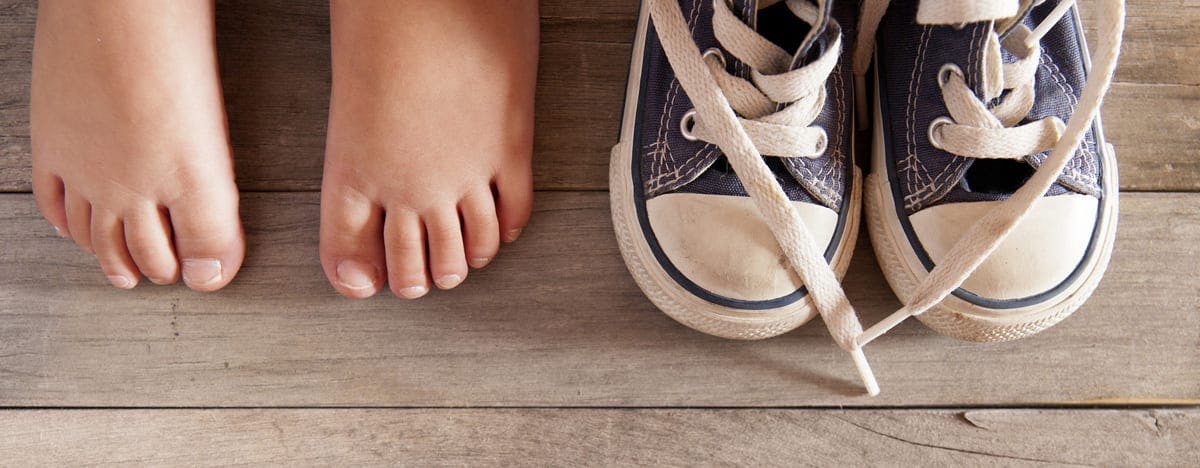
left=864, top=72, right=1120, bottom=343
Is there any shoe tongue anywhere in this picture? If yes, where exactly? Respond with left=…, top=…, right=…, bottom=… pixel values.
left=787, top=0, right=832, bottom=72
left=740, top=0, right=833, bottom=73
left=916, top=0, right=1019, bottom=25
left=996, top=0, right=1040, bottom=40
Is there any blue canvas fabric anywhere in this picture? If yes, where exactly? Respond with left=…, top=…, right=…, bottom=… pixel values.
left=636, top=0, right=856, bottom=211
left=874, top=0, right=1104, bottom=215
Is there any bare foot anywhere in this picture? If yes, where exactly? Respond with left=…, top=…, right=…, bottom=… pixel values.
left=31, top=0, right=245, bottom=291
left=321, top=0, right=537, bottom=299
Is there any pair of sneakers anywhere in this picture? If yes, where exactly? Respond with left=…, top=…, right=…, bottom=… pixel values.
left=610, top=0, right=1125, bottom=395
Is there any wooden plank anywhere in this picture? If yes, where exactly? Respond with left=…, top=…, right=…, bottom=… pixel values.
left=2, top=0, right=1197, bottom=192
left=1, top=192, right=1197, bottom=407
left=1079, top=0, right=1200, bottom=86
left=539, top=0, right=1200, bottom=87
left=0, top=409, right=1196, bottom=465
left=1104, top=83, right=1200, bottom=191
left=0, top=0, right=35, bottom=192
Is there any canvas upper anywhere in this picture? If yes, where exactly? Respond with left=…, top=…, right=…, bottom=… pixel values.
left=638, top=0, right=856, bottom=210
left=871, top=0, right=1114, bottom=304
left=874, top=0, right=1105, bottom=215
left=628, top=0, right=861, bottom=306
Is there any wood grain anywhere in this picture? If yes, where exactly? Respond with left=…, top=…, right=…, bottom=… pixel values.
left=0, top=409, right=1196, bottom=465
left=1, top=0, right=1197, bottom=192
left=1, top=1, right=1197, bottom=458
left=1, top=192, right=1197, bottom=407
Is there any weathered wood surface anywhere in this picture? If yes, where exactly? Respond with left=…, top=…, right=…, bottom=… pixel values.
left=0, top=409, right=1196, bottom=465
left=1, top=0, right=1197, bottom=192
left=1, top=1, right=1197, bottom=462
left=1, top=192, right=1197, bottom=407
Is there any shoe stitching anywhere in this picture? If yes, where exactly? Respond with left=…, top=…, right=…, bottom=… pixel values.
left=645, top=0, right=704, bottom=195
left=1039, top=51, right=1101, bottom=195
left=650, top=0, right=723, bottom=196
left=900, top=24, right=933, bottom=211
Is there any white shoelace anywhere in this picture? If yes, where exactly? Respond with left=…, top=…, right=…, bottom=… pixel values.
left=649, top=0, right=879, bottom=395
left=850, top=0, right=1126, bottom=347
left=650, top=0, right=1124, bottom=395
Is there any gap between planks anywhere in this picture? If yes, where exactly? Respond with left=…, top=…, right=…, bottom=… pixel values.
left=1, top=0, right=1198, bottom=192
left=1, top=192, right=1197, bottom=407
left=0, top=408, right=1196, bottom=465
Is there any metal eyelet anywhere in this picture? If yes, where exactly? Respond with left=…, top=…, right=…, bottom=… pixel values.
left=937, top=63, right=964, bottom=89
left=680, top=109, right=699, bottom=141
left=701, top=47, right=727, bottom=69
left=814, top=131, right=828, bottom=155
left=928, top=117, right=955, bottom=150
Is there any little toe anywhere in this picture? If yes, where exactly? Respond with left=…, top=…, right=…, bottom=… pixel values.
left=168, top=187, right=245, bottom=292
left=319, top=188, right=386, bottom=299
left=125, top=207, right=180, bottom=285
left=460, top=189, right=500, bottom=269
left=64, top=190, right=93, bottom=253
left=424, top=207, right=468, bottom=290
left=494, top=168, right=533, bottom=243
left=32, top=169, right=68, bottom=237
left=383, top=209, right=430, bottom=299
left=90, top=211, right=139, bottom=289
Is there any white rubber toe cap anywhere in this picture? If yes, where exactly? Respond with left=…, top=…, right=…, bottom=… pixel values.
left=646, top=193, right=838, bottom=302
left=909, top=194, right=1099, bottom=301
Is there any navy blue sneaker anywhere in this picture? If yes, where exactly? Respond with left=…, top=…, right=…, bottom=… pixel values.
left=611, top=0, right=878, bottom=393
left=854, top=0, right=1125, bottom=342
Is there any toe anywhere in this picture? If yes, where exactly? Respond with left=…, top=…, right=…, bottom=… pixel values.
left=64, top=190, right=93, bottom=253
left=424, top=206, right=468, bottom=290
left=125, top=207, right=180, bottom=285
left=319, top=187, right=386, bottom=299
left=168, top=186, right=245, bottom=292
left=383, top=209, right=430, bottom=299
left=32, top=169, right=68, bottom=237
left=90, top=211, right=139, bottom=289
left=460, top=189, right=500, bottom=269
left=494, top=167, right=533, bottom=243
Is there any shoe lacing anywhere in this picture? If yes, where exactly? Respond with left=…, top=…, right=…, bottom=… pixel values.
left=849, top=0, right=1125, bottom=347
left=650, top=0, right=879, bottom=395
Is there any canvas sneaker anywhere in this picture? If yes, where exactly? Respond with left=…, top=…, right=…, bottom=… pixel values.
left=851, top=0, right=1125, bottom=344
left=610, top=0, right=878, bottom=393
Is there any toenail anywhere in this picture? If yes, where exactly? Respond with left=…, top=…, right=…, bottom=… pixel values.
left=53, top=226, right=68, bottom=238
left=107, top=275, right=135, bottom=289
left=435, top=274, right=463, bottom=289
left=149, top=276, right=173, bottom=285
left=505, top=228, right=523, bottom=243
left=470, top=257, right=492, bottom=268
left=336, top=260, right=379, bottom=291
left=182, top=259, right=223, bottom=288
left=397, top=285, right=429, bottom=299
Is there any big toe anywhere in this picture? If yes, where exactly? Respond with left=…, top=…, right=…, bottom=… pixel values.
left=169, top=186, right=245, bottom=292
left=319, top=187, right=386, bottom=299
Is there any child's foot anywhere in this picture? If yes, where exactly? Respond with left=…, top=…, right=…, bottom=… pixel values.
left=30, top=0, right=244, bottom=291
left=321, top=0, right=537, bottom=299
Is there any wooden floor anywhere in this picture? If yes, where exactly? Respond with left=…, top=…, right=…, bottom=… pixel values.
left=1, top=0, right=1198, bottom=464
